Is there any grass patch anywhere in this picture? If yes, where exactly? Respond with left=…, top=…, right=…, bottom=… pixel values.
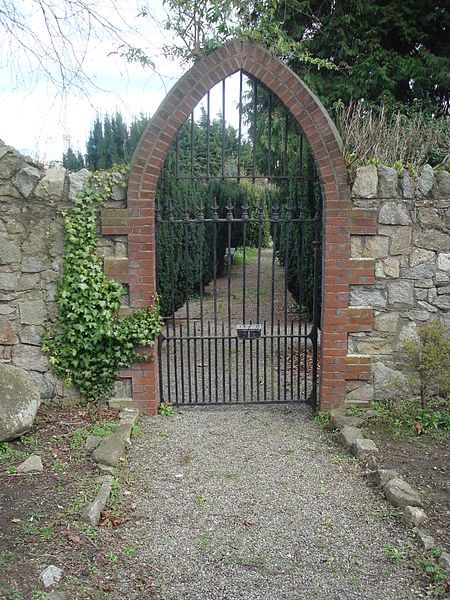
left=233, top=246, right=258, bottom=266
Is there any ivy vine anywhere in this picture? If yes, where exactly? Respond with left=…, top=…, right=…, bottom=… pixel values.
left=42, top=167, right=163, bottom=402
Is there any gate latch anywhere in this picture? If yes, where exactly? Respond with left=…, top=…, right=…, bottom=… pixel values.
left=236, top=324, right=262, bottom=340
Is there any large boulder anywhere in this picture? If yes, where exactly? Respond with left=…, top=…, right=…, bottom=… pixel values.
left=0, top=363, right=41, bottom=441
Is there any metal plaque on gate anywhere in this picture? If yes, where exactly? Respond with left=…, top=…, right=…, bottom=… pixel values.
left=236, top=324, right=262, bottom=340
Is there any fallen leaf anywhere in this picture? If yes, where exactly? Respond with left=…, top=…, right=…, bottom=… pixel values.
left=67, top=532, right=81, bottom=544
left=98, top=511, right=127, bottom=527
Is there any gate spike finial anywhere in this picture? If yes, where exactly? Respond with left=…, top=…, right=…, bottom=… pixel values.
left=226, top=196, right=234, bottom=221
left=258, top=195, right=265, bottom=222
left=272, top=198, right=279, bottom=222
left=212, top=197, right=219, bottom=221
left=242, top=199, right=249, bottom=222
left=197, top=197, right=205, bottom=220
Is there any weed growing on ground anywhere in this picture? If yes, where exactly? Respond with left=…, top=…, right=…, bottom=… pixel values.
left=123, top=544, right=137, bottom=557
left=159, top=402, right=176, bottom=417
left=313, top=411, right=331, bottom=427
left=384, top=543, right=407, bottom=563
left=346, top=406, right=365, bottom=417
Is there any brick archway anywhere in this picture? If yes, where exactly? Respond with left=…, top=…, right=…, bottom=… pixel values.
left=102, top=39, right=376, bottom=413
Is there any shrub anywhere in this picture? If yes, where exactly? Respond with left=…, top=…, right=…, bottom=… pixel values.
left=402, top=321, right=450, bottom=408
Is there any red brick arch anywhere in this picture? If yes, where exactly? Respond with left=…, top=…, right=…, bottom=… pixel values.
left=102, top=39, right=376, bottom=413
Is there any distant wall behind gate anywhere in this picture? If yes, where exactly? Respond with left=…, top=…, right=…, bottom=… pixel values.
left=0, top=147, right=449, bottom=408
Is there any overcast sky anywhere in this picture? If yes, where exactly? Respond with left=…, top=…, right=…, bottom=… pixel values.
left=0, top=1, right=184, bottom=161
left=0, top=1, right=246, bottom=163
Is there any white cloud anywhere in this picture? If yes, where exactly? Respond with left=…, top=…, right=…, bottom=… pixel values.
left=0, top=1, right=248, bottom=162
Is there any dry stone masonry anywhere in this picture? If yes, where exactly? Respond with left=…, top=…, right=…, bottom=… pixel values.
left=349, top=164, right=450, bottom=405
left=0, top=140, right=129, bottom=402
left=1, top=136, right=449, bottom=409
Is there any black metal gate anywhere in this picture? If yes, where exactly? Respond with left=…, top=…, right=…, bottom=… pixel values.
left=156, top=70, right=322, bottom=408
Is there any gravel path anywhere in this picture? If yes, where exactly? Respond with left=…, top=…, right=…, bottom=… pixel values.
left=109, top=405, right=423, bottom=599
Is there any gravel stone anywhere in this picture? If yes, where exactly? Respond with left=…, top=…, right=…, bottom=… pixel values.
left=439, top=551, right=450, bottom=572
left=16, top=454, right=43, bottom=473
left=106, top=406, right=422, bottom=599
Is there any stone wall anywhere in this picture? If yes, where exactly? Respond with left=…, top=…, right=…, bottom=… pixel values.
left=348, top=164, right=450, bottom=405
left=1, top=138, right=449, bottom=408
left=0, top=140, right=127, bottom=400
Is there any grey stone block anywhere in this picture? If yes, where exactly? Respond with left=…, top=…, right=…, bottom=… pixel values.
left=383, top=477, right=422, bottom=507
left=402, top=506, right=428, bottom=527
left=377, top=166, right=399, bottom=198
left=352, top=438, right=379, bottom=459
left=17, top=454, right=43, bottom=473
left=81, top=476, right=114, bottom=525
left=338, top=426, right=364, bottom=448
left=387, top=280, right=415, bottom=306
left=378, top=202, right=411, bottom=225
left=417, top=164, right=434, bottom=197
left=0, top=364, right=41, bottom=441
left=12, top=164, right=41, bottom=197
left=92, top=433, right=125, bottom=468
left=352, top=165, right=378, bottom=198
left=374, top=469, right=399, bottom=486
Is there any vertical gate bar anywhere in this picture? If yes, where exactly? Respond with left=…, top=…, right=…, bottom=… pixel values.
left=270, top=201, right=278, bottom=400
left=235, top=321, right=239, bottom=402
left=190, top=111, right=194, bottom=179
left=212, top=199, right=219, bottom=403
left=183, top=200, right=192, bottom=403
left=310, top=211, right=321, bottom=408
left=252, top=80, right=258, bottom=183
left=277, top=319, right=281, bottom=400
left=221, top=79, right=226, bottom=180
left=255, top=197, right=263, bottom=403
left=283, top=201, right=292, bottom=402
left=165, top=320, right=171, bottom=404
left=179, top=321, right=185, bottom=404
left=242, top=204, right=248, bottom=403
left=155, top=197, right=164, bottom=405
left=193, top=320, right=198, bottom=404
left=297, top=134, right=305, bottom=400
left=250, top=318, right=254, bottom=402
left=290, top=320, right=294, bottom=401
left=237, top=70, right=243, bottom=181
left=206, top=91, right=211, bottom=180
left=226, top=199, right=233, bottom=404
left=169, top=202, right=179, bottom=403
left=198, top=204, right=206, bottom=403
left=263, top=320, right=267, bottom=401
left=221, top=321, right=226, bottom=401
left=208, top=320, right=212, bottom=402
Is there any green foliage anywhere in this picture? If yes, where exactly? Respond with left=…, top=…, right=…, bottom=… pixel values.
left=84, top=113, right=149, bottom=171
left=158, top=402, right=176, bottom=417
left=384, top=543, right=407, bottom=563
left=402, top=321, right=450, bottom=408
left=42, top=168, right=163, bottom=403
left=63, top=147, right=85, bottom=171
left=232, top=246, right=258, bottom=266
left=313, top=411, right=331, bottom=428
left=371, top=398, right=450, bottom=436
left=160, top=0, right=450, bottom=115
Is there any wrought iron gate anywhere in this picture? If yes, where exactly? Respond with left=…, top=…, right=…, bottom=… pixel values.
left=155, top=70, right=322, bottom=408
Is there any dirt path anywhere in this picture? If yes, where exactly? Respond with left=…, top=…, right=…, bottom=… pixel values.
left=160, top=249, right=315, bottom=404
left=106, top=405, right=423, bottom=600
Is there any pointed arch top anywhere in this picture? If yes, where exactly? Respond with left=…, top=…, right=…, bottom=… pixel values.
left=122, top=39, right=373, bottom=414
left=129, top=39, right=347, bottom=200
